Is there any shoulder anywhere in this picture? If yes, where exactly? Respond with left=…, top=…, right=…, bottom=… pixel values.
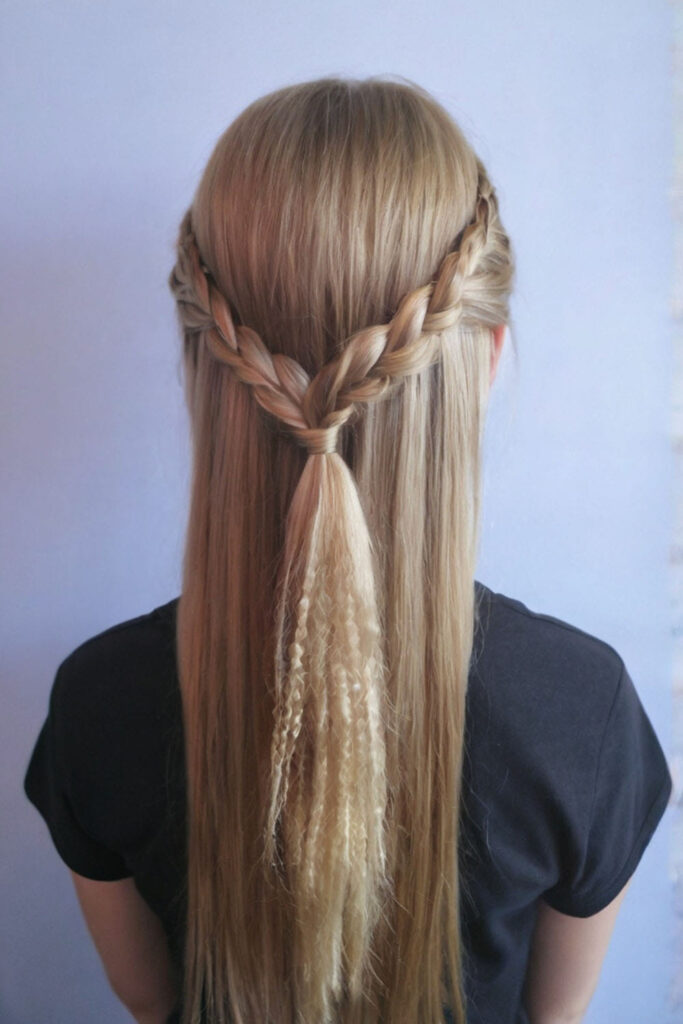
left=472, top=580, right=625, bottom=727
left=50, top=597, right=180, bottom=733
left=57, top=597, right=178, bottom=671
left=32, top=597, right=181, bottom=860
left=467, top=583, right=657, bottom=889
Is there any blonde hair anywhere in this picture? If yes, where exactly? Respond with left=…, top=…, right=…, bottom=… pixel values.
left=168, top=74, right=515, bottom=1024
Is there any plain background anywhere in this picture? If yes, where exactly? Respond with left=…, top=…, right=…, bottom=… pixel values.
left=1, top=1, right=676, bottom=1021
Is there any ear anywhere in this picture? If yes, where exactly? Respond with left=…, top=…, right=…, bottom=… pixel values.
left=490, top=323, right=506, bottom=386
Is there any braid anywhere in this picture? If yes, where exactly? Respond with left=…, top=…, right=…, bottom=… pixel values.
left=168, top=166, right=496, bottom=453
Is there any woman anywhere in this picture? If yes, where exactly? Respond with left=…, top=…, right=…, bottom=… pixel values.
left=24, top=75, right=673, bottom=1024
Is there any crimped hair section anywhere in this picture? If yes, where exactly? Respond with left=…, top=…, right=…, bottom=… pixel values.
left=262, top=447, right=393, bottom=1023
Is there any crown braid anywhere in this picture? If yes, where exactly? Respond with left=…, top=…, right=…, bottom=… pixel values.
left=169, top=158, right=496, bottom=457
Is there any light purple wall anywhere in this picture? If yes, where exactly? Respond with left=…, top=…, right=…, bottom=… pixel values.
left=2, top=2, right=674, bottom=1021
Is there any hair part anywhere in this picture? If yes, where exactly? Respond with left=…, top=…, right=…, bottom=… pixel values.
left=168, top=73, right=515, bottom=1024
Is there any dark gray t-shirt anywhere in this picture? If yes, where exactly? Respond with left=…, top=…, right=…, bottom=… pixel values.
left=23, top=580, right=673, bottom=1023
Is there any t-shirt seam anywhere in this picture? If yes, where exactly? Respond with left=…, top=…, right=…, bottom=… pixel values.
left=583, top=658, right=627, bottom=861
left=485, top=589, right=625, bottom=666
left=40, top=662, right=132, bottom=876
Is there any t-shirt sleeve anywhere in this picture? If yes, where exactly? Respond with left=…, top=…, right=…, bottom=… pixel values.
left=23, top=660, right=132, bottom=881
left=542, top=660, right=673, bottom=918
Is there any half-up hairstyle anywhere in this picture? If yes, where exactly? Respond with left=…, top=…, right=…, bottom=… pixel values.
left=168, top=74, right=515, bottom=1024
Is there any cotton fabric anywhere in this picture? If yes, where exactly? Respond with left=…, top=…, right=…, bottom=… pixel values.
left=23, top=580, right=673, bottom=1023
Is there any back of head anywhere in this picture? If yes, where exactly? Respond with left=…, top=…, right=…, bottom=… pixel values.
left=169, top=73, right=515, bottom=1024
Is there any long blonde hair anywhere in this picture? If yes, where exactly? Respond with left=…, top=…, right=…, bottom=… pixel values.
left=168, top=74, right=515, bottom=1024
